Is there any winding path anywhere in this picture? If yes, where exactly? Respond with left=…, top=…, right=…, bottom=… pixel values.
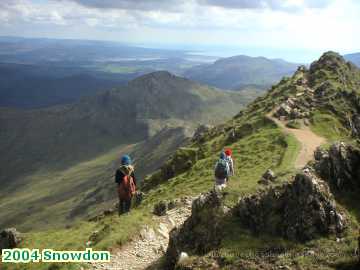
left=267, top=110, right=326, bottom=169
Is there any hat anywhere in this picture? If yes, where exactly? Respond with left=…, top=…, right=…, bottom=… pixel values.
left=225, top=148, right=232, bottom=156
left=121, top=155, right=132, bottom=165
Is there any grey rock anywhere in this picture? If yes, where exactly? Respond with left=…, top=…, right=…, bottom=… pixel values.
left=165, top=191, right=227, bottom=268
left=153, top=200, right=168, bottom=216
left=140, top=227, right=156, bottom=241
left=314, top=142, right=360, bottom=190
left=275, top=104, right=292, bottom=118
left=351, top=114, right=360, bottom=137
left=134, top=191, right=145, bottom=206
left=259, top=169, right=277, bottom=185
left=178, top=251, right=189, bottom=265
left=192, top=124, right=213, bottom=142
left=0, top=228, right=22, bottom=250
left=235, top=172, right=346, bottom=242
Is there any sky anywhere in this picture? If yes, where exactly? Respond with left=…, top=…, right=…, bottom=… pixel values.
left=0, top=0, right=359, bottom=62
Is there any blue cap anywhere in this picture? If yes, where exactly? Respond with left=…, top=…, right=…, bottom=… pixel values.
left=121, top=155, right=132, bottom=165
left=220, top=152, right=226, bottom=160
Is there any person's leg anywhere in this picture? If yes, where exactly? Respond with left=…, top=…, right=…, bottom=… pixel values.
left=119, top=199, right=125, bottom=215
left=124, top=198, right=132, bottom=213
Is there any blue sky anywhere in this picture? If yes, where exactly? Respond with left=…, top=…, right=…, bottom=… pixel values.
left=0, top=0, right=359, bottom=62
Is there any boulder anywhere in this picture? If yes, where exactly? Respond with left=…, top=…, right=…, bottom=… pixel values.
left=153, top=199, right=181, bottom=216
left=154, top=200, right=168, bottom=216
left=236, top=172, right=346, bottom=242
left=258, top=169, right=276, bottom=185
left=314, top=142, right=360, bottom=190
left=165, top=191, right=227, bottom=269
left=134, top=191, right=144, bottom=206
left=0, top=228, right=22, bottom=250
left=275, top=104, right=292, bottom=118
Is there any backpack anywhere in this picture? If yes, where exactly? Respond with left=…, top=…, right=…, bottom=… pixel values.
left=214, top=159, right=229, bottom=179
left=118, top=166, right=136, bottom=200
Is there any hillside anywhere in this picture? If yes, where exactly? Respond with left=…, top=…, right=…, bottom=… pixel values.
left=183, top=55, right=298, bottom=90
left=0, top=71, right=249, bottom=231
left=345, top=52, right=360, bottom=67
left=2, top=52, right=359, bottom=270
left=0, top=62, right=140, bottom=109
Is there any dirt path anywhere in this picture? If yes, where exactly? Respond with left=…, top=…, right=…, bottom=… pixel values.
left=267, top=110, right=326, bottom=169
left=89, top=199, right=193, bottom=270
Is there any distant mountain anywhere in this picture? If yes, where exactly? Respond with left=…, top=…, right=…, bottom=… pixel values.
left=0, top=62, right=141, bottom=108
left=344, top=52, right=360, bottom=67
left=184, top=55, right=299, bottom=90
left=0, top=71, right=252, bottom=230
left=0, top=36, right=187, bottom=64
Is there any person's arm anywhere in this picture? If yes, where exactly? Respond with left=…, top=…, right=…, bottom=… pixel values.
left=230, top=158, right=235, bottom=175
left=131, top=171, right=137, bottom=187
left=115, top=169, right=122, bottom=185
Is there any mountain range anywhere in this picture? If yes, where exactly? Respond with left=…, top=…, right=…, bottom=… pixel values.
left=344, top=52, right=360, bottom=67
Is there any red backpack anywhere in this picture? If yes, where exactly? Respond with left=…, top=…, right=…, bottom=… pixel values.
left=118, top=174, right=136, bottom=200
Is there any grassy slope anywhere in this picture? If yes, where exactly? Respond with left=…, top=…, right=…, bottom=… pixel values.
left=0, top=126, right=192, bottom=231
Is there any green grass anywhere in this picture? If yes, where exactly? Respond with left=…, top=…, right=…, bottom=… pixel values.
left=276, top=133, right=301, bottom=175
left=102, top=65, right=140, bottom=74
left=310, top=110, right=352, bottom=142
left=143, top=122, right=300, bottom=209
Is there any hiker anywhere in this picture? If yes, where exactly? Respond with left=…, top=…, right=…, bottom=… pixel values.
left=214, top=152, right=230, bottom=192
left=115, top=155, right=137, bottom=215
left=224, top=148, right=235, bottom=178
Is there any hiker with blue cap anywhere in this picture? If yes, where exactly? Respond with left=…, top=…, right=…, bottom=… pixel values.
left=115, top=155, right=137, bottom=215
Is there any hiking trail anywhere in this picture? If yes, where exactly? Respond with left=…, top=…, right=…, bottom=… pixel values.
left=88, top=198, right=194, bottom=270
left=267, top=109, right=326, bottom=169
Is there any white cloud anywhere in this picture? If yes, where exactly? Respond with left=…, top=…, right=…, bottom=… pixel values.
left=0, top=0, right=358, bottom=61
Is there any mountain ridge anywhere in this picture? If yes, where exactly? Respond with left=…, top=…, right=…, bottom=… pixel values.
left=184, top=54, right=299, bottom=90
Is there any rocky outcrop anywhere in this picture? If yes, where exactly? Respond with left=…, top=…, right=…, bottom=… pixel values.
left=165, top=191, right=228, bottom=269
left=314, top=142, right=360, bottom=190
left=274, top=97, right=311, bottom=120
left=142, top=147, right=199, bottom=192
left=192, top=124, right=214, bottom=143
left=258, top=169, right=276, bottom=185
left=235, top=172, right=346, bottom=242
left=154, top=201, right=169, bottom=216
left=0, top=228, right=22, bottom=250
